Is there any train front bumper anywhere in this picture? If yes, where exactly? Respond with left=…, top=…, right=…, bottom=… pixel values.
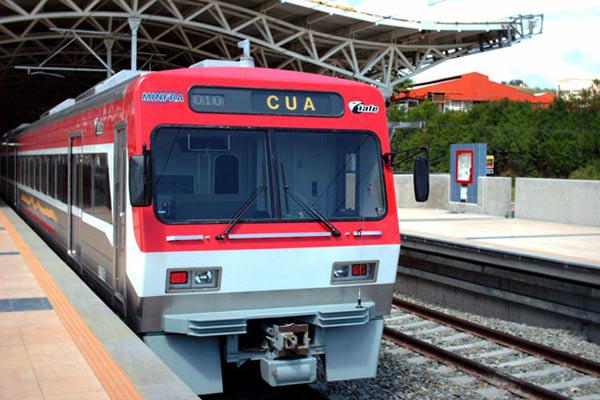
left=145, top=301, right=384, bottom=393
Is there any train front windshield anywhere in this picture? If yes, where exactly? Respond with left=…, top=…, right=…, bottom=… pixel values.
left=151, top=127, right=386, bottom=224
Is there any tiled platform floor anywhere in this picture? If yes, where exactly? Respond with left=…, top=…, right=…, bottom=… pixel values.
left=0, top=225, right=110, bottom=399
left=398, top=208, right=600, bottom=266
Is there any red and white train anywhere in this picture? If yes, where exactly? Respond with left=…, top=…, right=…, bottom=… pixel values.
left=1, top=54, right=428, bottom=394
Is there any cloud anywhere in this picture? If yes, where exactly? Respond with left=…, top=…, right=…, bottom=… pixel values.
left=347, top=0, right=600, bottom=88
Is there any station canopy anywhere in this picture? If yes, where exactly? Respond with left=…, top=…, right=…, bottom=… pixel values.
left=0, top=0, right=542, bottom=132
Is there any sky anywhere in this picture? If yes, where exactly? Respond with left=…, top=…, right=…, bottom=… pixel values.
left=341, top=0, right=600, bottom=89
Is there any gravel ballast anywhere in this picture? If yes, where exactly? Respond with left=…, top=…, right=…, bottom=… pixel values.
left=394, top=293, right=600, bottom=363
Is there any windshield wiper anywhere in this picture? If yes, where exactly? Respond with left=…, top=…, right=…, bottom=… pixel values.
left=280, top=172, right=341, bottom=238
left=216, top=185, right=266, bottom=240
left=285, top=188, right=341, bottom=237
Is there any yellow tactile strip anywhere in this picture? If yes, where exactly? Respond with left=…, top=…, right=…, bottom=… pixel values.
left=0, top=210, right=143, bottom=400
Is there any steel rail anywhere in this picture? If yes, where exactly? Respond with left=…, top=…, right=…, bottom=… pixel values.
left=392, top=298, right=600, bottom=378
left=383, top=326, right=570, bottom=400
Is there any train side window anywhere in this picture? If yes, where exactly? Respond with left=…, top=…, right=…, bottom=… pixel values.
left=27, top=157, right=31, bottom=188
left=57, top=155, right=68, bottom=203
left=51, top=155, right=57, bottom=198
left=32, top=157, right=36, bottom=190
left=214, top=155, right=239, bottom=194
left=30, top=157, right=35, bottom=189
left=7, top=153, right=14, bottom=181
left=38, top=157, right=43, bottom=192
left=40, top=156, right=48, bottom=195
left=29, top=157, right=34, bottom=188
left=82, top=154, right=92, bottom=213
left=92, top=154, right=111, bottom=223
left=35, top=157, right=41, bottom=191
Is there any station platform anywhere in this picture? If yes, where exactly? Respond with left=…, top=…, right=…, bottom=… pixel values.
left=396, top=207, right=600, bottom=342
left=398, top=207, right=600, bottom=271
left=0, top=203, right=197, bottom=400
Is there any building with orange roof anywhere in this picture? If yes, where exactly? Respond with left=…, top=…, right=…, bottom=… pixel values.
left=395, top=72, right=555, bottom=112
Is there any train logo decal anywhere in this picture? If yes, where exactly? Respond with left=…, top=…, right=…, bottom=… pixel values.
left=20, top=194, right=58, bottom=223
left=348, top=100, right=380, bottom=114
left=141, top=91, right=184, bottom=103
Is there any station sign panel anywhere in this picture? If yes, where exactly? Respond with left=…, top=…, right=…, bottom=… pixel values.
left=456, top=149, right=474, bottom=184
left=189, top=87, right=344, bottom=117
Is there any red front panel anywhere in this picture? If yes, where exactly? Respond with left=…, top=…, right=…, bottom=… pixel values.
left=127, top=68, right=399, bottom=253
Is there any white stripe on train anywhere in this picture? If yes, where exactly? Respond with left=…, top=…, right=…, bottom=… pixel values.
left=127, top=244, right=400, bottom=297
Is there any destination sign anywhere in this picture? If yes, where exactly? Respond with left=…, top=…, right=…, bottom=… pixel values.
left=189, top=87, right=344, bottom=117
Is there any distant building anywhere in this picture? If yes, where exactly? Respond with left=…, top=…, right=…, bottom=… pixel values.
left=557, top=78, right=599, bottom=99
left=394, top=72, right=555, bottom=112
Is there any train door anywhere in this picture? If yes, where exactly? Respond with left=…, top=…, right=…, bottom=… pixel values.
left=68, top=133, right=83, bottom=270
left=113, top=123, right=127, bottom=315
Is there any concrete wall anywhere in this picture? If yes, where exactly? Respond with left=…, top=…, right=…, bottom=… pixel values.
left=394, top=173, right=450, bottom=209
left=448, top=176, right=512, bottom=217
left=515, top=178, right=600, bottom=226
left=395, top=174, right=512, bottom=217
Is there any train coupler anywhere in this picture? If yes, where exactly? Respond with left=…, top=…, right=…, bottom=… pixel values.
left=259, top=322, right=316, bottom=386
left=261, top=323, right=310, bottom=358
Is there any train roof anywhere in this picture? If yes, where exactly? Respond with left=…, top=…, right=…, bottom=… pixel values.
left=142, top=66, right=371, bottom=90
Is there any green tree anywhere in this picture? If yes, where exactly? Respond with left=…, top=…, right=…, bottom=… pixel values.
left=387, top=92, right=600, bottom=179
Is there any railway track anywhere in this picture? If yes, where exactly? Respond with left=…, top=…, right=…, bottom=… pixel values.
left=384, top=298, right=600, bottom=399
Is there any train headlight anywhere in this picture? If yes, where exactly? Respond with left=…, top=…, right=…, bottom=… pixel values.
left=166, top=267, right=221, bottom=292
left=195, top=270, right=214, bottom=285
left=333, top=264, right=349, bottom=278
left=331, top=261, right=378, bottom=284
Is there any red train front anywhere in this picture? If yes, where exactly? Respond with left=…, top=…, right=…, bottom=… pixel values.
left=1, top=63, right=402, bottom=395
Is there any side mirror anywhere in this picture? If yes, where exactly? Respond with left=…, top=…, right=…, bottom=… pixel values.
left=129, top=152, right=151, bottom=207
left=413, top=155, right=429, bottom=202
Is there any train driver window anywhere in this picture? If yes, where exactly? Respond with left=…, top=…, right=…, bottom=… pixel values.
left=152, top=127, right=272, bottom=223
left=276, top=130, right=385, bottom=221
